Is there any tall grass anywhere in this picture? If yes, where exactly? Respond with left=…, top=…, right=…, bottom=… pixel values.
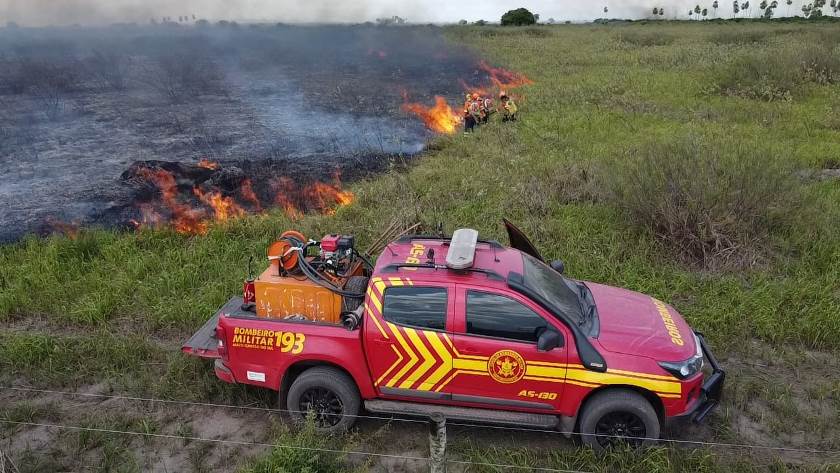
left=602, top=136, right=803, bottom=269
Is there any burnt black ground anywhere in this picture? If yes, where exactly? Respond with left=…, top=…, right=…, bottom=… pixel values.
left=0, top=24, right=486, bottom=241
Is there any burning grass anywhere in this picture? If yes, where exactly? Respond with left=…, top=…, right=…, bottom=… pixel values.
left=129, top=164, right=355, bottom=234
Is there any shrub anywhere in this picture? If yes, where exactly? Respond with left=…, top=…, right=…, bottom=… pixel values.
left=501, top=8, right=536, bottom=26
left=602, top=136, right=801, bottom=269
left=715, top=52, right=797, bottom=101
left=716, top=45, right=840, bottom=100
left=617, top=31, right=676, bottom=47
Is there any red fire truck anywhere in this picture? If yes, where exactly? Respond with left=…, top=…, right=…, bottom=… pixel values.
left=183, top=221, right=724, bottom=450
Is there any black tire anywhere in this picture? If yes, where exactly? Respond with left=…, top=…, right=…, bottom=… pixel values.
left=286, top=366, right=360, bottom=433
left=578, top=389, right=660, bottom=452
left=341, top=276, right=369, bottom=312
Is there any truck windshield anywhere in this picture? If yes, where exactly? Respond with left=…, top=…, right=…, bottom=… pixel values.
left=521, top=253, right=585, bottom=327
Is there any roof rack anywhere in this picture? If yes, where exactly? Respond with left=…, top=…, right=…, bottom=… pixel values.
left=395, top=234, right=504, bottom=249
left=380, top=263, right=504, bottom=281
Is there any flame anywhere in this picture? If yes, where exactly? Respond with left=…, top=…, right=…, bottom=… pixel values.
left=198, top=158, right=220, bottom=170
left=133, top=166, right=353, bottom=234
left=401, top=94, right=461, bottom=134
left=137, top=168, right=208, bottom=234
left=193, top=187, right=246, bottom=221
left=478, top=60, right=533, bottom=90
left=271, top=174, right=354, bottom=219
left=239, top=179, right=262, bottom=211
left=44, top=218, right=79, bottom=238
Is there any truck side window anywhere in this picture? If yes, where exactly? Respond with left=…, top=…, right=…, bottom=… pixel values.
left=466, top=290, right=548, bottom=343
left=382, top=286, right=447, bottom=331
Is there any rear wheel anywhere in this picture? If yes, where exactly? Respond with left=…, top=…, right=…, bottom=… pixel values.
left=578, top=389, right=660, bottom=452
left=286, top=367, right=360, bottom=433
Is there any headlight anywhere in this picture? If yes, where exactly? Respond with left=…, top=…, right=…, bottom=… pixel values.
left=658, top=334, right=704, bottom=380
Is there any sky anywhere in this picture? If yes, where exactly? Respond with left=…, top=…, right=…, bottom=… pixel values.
left=0, top=0, right=813, bottom=27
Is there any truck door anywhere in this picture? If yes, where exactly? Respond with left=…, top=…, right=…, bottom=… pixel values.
left=363, top=277, right=456, bottom=401
left=447, top=285, right=569, bottom=411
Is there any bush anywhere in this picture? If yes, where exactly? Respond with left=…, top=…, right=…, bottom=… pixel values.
left=716, top=45, right=840, bottom=100
left=617, top=31, right=676, bottom=47
left=501, top=8, right=536, bottom=26
left=715, top=52, right=797, bottom=101
left=602, top=136, right=801, bottom=269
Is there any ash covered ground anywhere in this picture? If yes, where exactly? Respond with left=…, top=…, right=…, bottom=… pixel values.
left=0, top=24, right=486, bottom=241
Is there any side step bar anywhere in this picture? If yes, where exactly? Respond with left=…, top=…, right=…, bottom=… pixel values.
left=364, top=400, right=559, bottom=430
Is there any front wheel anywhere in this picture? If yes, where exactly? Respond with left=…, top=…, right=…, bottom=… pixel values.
left=578, top=389, right=660, bottom=452
left=286, top=367, right=360, bottom=433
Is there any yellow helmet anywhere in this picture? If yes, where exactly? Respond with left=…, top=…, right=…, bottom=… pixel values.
left=465, top=93, right=472, bottom=100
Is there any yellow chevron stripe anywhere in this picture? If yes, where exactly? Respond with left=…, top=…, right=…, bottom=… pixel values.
left=525, top=364, right=567, bottom=379
left=566, top=369, right=681, bottom=394
left=405, top=278, right=414, bottom=285
left=374, top=280, right=387, bottom=296
left=400, top=328, right=436, bottom=389
left=367, top=288, right=383, bottom=315
left=564, top=379, right=602, bottom=388
left=418, top=332, right=453, bottom=391
left=453, top=358, right=487, bottom=372
left=434, top=369, right=489, bottom=392
left=375, top=344, right=404, bottom=386
left=388, top=277, right=404, bottom=286
left=368, top=309, right=394, bottom=338
left=606, top=368, right=677, bottom=382
left=385, top=323, right=418, bottom=388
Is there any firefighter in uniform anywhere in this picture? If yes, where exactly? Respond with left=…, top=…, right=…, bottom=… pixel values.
left=499, top=91, right=518, bottom=122
left=482, top=95, right=496, bottom=124
left=463, top=93, right=476, bottom=134
left=468, top=93, right=483, bottom=128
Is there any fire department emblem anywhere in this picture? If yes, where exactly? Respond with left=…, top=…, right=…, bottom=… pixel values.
left=488, top=349, right=526, bottom=384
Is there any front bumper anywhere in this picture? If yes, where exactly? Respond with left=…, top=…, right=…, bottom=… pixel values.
left=686, top=332, right=725, bottom=423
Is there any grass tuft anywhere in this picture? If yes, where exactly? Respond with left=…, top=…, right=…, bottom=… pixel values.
left=602, top=135, right=803, bottom=270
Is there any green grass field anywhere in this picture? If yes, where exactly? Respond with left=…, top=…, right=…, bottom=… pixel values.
left=2, top=21, right=840, bottom=472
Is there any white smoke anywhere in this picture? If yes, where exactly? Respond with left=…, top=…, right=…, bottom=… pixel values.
left=0, top=0, right=799, bottom=27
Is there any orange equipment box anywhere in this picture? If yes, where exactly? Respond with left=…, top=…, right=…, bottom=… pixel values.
left=253, top=266, right=343, bottom=323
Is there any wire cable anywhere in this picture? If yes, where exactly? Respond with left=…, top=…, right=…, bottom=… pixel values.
left=0, top=419, right=596, bottom=473
left=2, top=386, right=838, bottom=456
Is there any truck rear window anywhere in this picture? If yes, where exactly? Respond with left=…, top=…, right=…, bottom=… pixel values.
left=382, top=286, right=448, bottom=331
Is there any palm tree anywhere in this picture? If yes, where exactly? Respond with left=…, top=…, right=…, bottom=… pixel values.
left=660, top=8, right=665, bottom=16
left=733, top=0, right=741, bottom=17
left=786, top=0, right=793, bottom=16
left=703, top=7, right=709, bottom=18
left=742, top=1, right=750, bottom=17
left=653, top=6, right=659, bottom=16
left=604, top=5, right=609, bottom=15
left=713, top=0, right=720, bottom=17
left=695, top=4, right=703, bottom=18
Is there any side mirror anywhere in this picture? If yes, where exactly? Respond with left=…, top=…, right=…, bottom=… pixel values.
left=550, top=260, right=565, bottom=274
left=537, top=330, right=564, bottom=352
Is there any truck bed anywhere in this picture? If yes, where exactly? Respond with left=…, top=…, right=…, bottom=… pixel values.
left=182, top=297, right=252, bottom=358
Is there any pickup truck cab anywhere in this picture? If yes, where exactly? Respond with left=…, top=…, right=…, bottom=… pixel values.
left=184, top=226, right=724, bottom=450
